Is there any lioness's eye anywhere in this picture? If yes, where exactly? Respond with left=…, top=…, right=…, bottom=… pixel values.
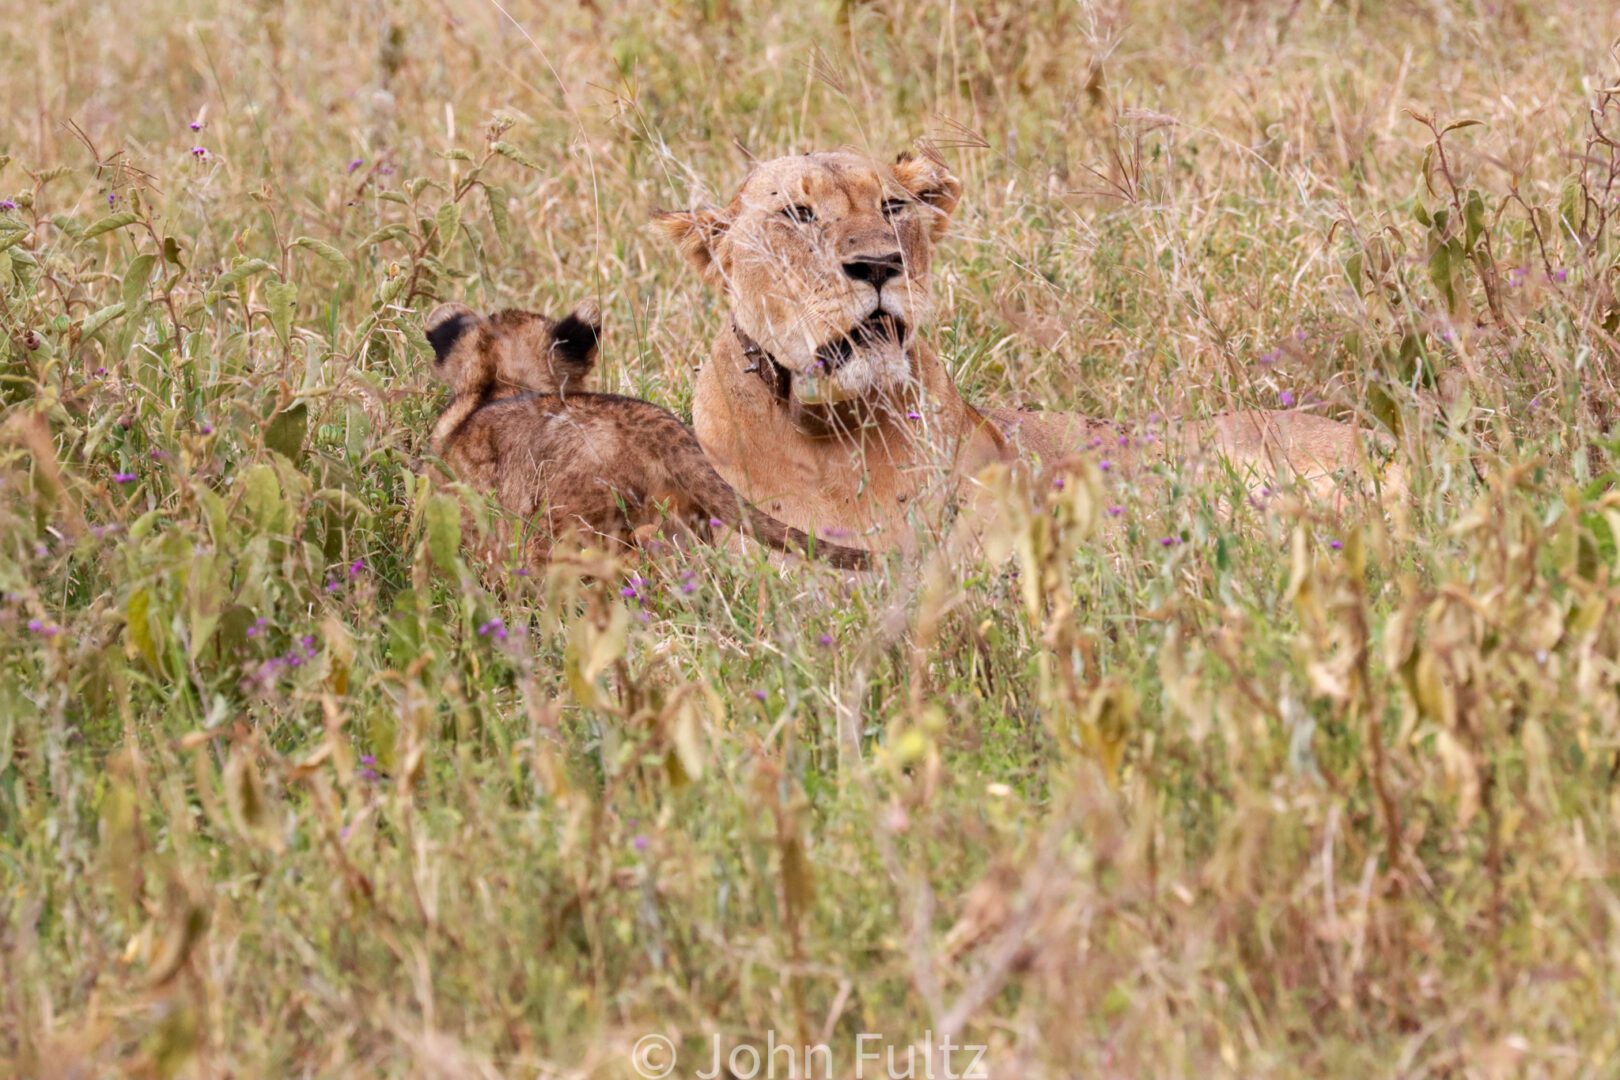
left=881, top=197, right=911, bottom=218
left=782, top=204, right=816, bottom=224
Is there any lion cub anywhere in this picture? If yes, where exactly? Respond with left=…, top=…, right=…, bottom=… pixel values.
left=425, top=301, right=869, bottom=570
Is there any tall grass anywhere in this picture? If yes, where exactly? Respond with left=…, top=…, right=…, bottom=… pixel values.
left=4, top=0, right=1620, bottom=1075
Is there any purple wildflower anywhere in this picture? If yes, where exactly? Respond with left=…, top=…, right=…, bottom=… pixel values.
left=324, top=579, right=341, bottom=593
left=478, top=617, right=506, bottom=637
left=1329, top=539, right=1344, bottom=550
left=347, top=558, right=365, bottom=578
left=348, top=158, right=364, bottom=174
left=1294, top=329, right=1307, bottom=342
left=361, top=754, right=376, bottom=766
left=27, top=618, right=62, bottom=638
left=287, top=655, right=302, bottom=668
left=1260, top=349, right=1281, bottom=366
left=633, top=835, right=649, bottom=852
left=107, top=193, right=118, bottom=207
left=1099, top=459, right=1112, bottom=472
left=0, top=200, right=15, bottom=212
left=818, top=632, right=834, bottom=647
left=1528, top=396, right=1541, bottom=410
left=906, top=409, right=922, bottom=420
left=1088, top=437, right=1103, bottom=449
left=1553, top=268, right=1568, bottom=283
left=1117, top=435, right=1129, bottom=448
left=150, top=449, right=169, bottom=461
left=200, top=423, right=213, bottom=434
left=708, top=517, right=724, bottom=529
left=752, top=689, right=767, bottom=702
left=1159, top=536, right=1180, bottom=547
left=189, top=120, right=203, bottom=132
left=515, top=566, right=530, bottom=577
left=94, top=367, right=107, bottom=376
left=246, top=617, right=267, bottom=638
left=1052, top=476, right=1066, bottom=490
left=112, top=471, right=137, bottom=484
left=1279, top=390, right=1296, bottom=407
left=190, top=146, right=208, bottom=158
left=1106, top=505, right=1124, bottom=516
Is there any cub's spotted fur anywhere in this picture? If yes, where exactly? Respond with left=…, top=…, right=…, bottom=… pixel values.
left=425, top=301, right=869, bottom=570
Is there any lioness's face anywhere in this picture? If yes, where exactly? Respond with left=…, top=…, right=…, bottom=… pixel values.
left=656, top=151, right=961, bottom=406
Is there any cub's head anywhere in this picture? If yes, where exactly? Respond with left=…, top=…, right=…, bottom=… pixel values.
left=654, top=149, right=960, bottom=407
left=424, top=301, right=602, bottom=400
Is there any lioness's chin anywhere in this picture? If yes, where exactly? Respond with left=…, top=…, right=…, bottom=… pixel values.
left=791, top=346, right=910, bottom=406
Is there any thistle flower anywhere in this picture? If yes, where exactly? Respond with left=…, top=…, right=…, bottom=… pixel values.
left=189, top=120, right=203, bottom=131
left=818, top=632, right=834, bottom=647
left=708, top=517, right=724, bottom=529
left=906, top=409, right=922, bottom=420
left=246, top=617, right=268, bottom=638
left=1099, top=459, right=1112, bottom=472
left=191, top=146, right=208, bottom=158
left=200, top=422, right=213, bottom=434
left=1260, top=349, right=1281, bottom=366
left=1329, top=539, right=1344, bottom=550
left=0, top=200, right=15, bottom=212
left=1279, top=390, right=1296, bottom=407
left=752, top=689, right=767, bottom=702
left=1159, top=536, right=1180, bottom=547
left=348, top=558, right=365, bottom=578
left=633, top=835, right=649, bottom=852
left=1553, top=268, right=1568, bottom=283
left=1106, top=505, right=1124, bottom=517
left=113, top=471, right=137, bottom=484
left=27, top=619, right=61, bottom=638
left=347, top=158, right=364, bottom=174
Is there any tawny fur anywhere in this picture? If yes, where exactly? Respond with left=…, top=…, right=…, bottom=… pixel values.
left=653, top=149, right=1405, bottom=555
left=424, top=301, right=869, bottom=570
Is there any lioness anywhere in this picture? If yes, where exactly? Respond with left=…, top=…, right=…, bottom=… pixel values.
left=654, top=149, right=1402, bottom=553
left=425, top=301, right=869, bottom=570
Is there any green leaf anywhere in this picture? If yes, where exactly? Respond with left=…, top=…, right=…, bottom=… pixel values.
left=1442, top=118, right=1484, bottom=134
left=163, top=236, right=186, bottom=268
left=1464, top=190, right=1486, bottom=251
left=211, top=258, right=276, bottom=296
left=122, top=254, right=156, bottom=311
left=356, top=224, right=411, bottom=251
left=424, top=492, right=462, bottom=573
left=434, top=202, right=461, bottom=249
left=1428, top=244, right=1453, bottom=306
left=266, top=281, right=297, bottom=345
left=484, top=183, right=511, bottom=245
left=291, top=235, right=352, bottom=272
left=81, top=211, right=140, bottom=241
left=491, top=141, right=543, bottom=171
left=242, top=464, right=284, bottom=531
left=81, top=302, right=127, bottom=340
left=126, top=587, right=160, bottom=669
left=1344, top=252, right=1364, bottom=293
left=263, top=402, right=308, bottom=462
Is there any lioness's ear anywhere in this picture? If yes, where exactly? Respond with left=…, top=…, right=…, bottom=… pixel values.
left=652, top=207, right=730, bottom=285
left=893, top=150, right=962, bottom=238
left=425, top=302, right=479, bottom=365
left=551, top=300, right=602, bottom=370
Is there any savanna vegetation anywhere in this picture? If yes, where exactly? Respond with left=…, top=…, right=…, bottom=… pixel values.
left=4, top=0, right=1620, bottom=1075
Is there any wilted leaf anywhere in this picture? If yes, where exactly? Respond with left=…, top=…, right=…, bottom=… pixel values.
left=126, top=587, right=160, bottom=669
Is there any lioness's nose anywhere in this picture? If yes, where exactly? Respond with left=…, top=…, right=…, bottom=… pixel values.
left=843, top=253, right=904, bottom=287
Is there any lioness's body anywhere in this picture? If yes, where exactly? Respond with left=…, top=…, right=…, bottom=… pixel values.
left=657, top=151, right=1402, bottom=553
left=425, top=302, right=868, bottom=569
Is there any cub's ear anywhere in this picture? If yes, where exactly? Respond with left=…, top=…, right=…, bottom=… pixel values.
left=652, top=206, right=731, bottom=286
left=893, top=149, right=962, bottom=238
left=550, top=300, right=602, bottom=370
left=425, top=302, right=480, bottom=365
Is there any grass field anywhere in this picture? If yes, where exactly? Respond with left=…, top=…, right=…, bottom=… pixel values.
left=5, top=0, right=1620, bottom=1075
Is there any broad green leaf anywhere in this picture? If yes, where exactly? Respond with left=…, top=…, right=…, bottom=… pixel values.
left=126, top=587, right=160, bottom=669
left=263, top=402, right=308, bottom=462
left=423, top=491, right=461, bottom=573
left=484, top=183, right=511, bottom=245
left=356, top=224, right=411, bottom=251
left=242, top=464, right=284, bottom=531
left=291, top=235, right=352, bottom=272
left=266, top=281, right=297, bottom=344
left=434, top=202, right=461, bottom=248
left=81, top=211, right=140, bottom=241
left=81, top=302, right=126, bottom=340
left=491, top=141, right=543, bottom=170
left=122, top=253, right=156, bottom=311
left=211, top=258, right=276, bottom=295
